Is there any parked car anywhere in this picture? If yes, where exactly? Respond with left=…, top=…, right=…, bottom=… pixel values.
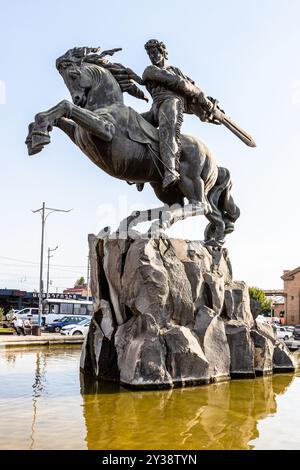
left=61, top=318, right=91, bottom=336
left=11, top=308, right=38, bottom=321
left=275, top=326, right=293, bottom=341
left=255, top=315, right=267, bottom=323
left=284, top=325, right=295, bottom=334
left=293, top=325, right=300, bottom=340
left=256, top=315, right=281, bottom=325
left=45, top=315, right=90, bottom=333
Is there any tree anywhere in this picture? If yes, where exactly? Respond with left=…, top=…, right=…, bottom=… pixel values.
left=75, top=276, right=85, bottom=287
left=249, top=287, right=272, bottom=314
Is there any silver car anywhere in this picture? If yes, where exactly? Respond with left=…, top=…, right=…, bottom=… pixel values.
left=60, top=318, right=91, bottom=336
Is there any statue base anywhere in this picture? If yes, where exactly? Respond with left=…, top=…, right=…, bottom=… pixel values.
left=80, top=233, right=296, bottom=389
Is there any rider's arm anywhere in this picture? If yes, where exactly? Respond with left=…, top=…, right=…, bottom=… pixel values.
left=143, top=65, right=188, bottom=91
left=142, top=66, right=212, bottom=110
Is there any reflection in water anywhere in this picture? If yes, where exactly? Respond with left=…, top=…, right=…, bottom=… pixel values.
left=0, top=347, right=298, bottom=449
left=80, top=373, right=294, bottom=450
left=4, top=351, right=17, bottom=364
left=30, top=352, right=47, bottom=450
left=0, top=346, right=85, bottom=450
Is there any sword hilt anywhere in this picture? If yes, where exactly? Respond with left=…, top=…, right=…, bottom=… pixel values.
left=206, top=97, right=222, bottom=125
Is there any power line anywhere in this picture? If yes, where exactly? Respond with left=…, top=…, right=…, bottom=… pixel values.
left=0, top=275, right=79, bottom=280
left=0, top=256, right=38, bottom=265
left=0, top=264, right=84, bottom=275
left=0, top=256, right=86, bottom=268
left=32, top=202, right=72, bottom=329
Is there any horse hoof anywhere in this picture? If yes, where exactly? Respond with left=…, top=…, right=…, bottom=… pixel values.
left=28, top=145, right=44, bottom=156
left=224, top=223, right=235, bottom=234
left=204, top=239, right=224, bottom=248
left=31, top=131, right=51, bottom=148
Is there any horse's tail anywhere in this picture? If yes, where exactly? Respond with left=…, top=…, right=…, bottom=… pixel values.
left=221, top=168, right=240, bottom=234
left=205, top=166, right=240, bottom=244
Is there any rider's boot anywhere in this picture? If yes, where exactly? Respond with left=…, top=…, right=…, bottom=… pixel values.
left=158, top=98, right=183, bottom=191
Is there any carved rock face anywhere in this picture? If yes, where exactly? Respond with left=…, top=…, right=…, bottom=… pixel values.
left=81, top=235, right=296, bottom=389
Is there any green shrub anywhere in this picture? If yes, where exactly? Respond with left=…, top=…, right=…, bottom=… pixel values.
left=249, top=287, right=272, bottom=314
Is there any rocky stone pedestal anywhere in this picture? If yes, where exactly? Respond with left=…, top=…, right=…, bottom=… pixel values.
left=80, top=234, right=296, bottom=389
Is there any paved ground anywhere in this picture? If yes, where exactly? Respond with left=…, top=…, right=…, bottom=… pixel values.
left=0, top=332, right=84, bottom=348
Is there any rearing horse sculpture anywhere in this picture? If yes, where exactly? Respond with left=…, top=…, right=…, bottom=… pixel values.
left=26, top=47, right=240, bottom=246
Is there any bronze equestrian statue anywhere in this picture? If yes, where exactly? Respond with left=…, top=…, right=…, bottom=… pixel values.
left=26, top=44, right=255, bottom=246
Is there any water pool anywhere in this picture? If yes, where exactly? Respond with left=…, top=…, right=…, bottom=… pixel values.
left=0, top=346, right=299, bottom=450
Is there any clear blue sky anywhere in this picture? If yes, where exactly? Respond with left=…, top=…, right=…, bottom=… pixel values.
left=1, top=0, right=300, bottom=291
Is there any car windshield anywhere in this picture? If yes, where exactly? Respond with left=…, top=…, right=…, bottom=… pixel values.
left=78, top=319, right=90, bottom=325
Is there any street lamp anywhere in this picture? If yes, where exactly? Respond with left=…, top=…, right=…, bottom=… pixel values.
left=32, top=202, right=72, bottom=333
left=46, top=246, right=58, bottom=299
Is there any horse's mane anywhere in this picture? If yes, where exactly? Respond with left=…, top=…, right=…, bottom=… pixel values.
left=56, top=47, right=148, bottom=102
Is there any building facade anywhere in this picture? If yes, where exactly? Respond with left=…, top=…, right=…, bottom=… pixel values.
left=281, top=267, right=300, bottom=325
left=273, top=301, right=285, bottom=320
left=63, top=284, right=89, bottom=297
left=265, top=268, right=300, bottom=325
left=0, top=289, right=86, bottom=313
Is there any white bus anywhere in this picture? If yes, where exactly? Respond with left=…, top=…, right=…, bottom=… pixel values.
left=17, top=299, right=93, bottom=325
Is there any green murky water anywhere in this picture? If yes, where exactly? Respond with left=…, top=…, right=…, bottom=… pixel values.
left=0, top=346, right=299, bottom=450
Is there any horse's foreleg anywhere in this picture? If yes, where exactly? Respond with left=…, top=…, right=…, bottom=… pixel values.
left=28, top=100, right=115, bottom=154
left=29, top=100, right=73, bottom=150
left=69, top=106, right=115, bottom=141
left=26, top=116, right=76, bottom=155
left=55, top=117, right=76, bottom=144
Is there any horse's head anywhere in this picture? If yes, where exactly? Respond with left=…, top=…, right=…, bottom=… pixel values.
left=56, top=47, right=124, bottom=109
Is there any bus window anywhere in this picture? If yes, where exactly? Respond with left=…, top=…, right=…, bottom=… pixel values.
left=60, top=303, right=73, bottom=314
left=74, top=304, right=86, bottom=315
left=87, top=304, right=93, bottom=314
left=44, top=303, right=59, bottom=314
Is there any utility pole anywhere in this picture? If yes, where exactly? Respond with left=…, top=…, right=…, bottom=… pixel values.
left=46, top=246, right=58, bottom=298
left=86, top=255, right=90, bottom=301
left=32, top=203, right=72, bottom=334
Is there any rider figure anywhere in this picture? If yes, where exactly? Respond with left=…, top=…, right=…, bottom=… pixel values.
left=142, top=39, right=213, bottom=190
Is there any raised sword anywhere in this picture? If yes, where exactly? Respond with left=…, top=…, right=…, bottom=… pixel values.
left=205, top=97, right=256, bottom=148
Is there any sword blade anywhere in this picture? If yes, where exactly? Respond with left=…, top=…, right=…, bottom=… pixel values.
left=222, top=115, right=256, bottom=147
left=215, top=110, right=256, bottom=147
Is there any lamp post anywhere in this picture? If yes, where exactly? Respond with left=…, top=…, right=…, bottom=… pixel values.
left=46, top=246, right=58, bottom=299
left=32, top=203, right=72, bottom=333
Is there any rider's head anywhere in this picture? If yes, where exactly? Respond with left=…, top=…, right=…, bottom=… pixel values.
left=144, top=39, right=168, bottom=67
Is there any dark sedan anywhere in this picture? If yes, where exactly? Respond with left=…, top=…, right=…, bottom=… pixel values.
left=45, top=316, right=89, bottom=333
